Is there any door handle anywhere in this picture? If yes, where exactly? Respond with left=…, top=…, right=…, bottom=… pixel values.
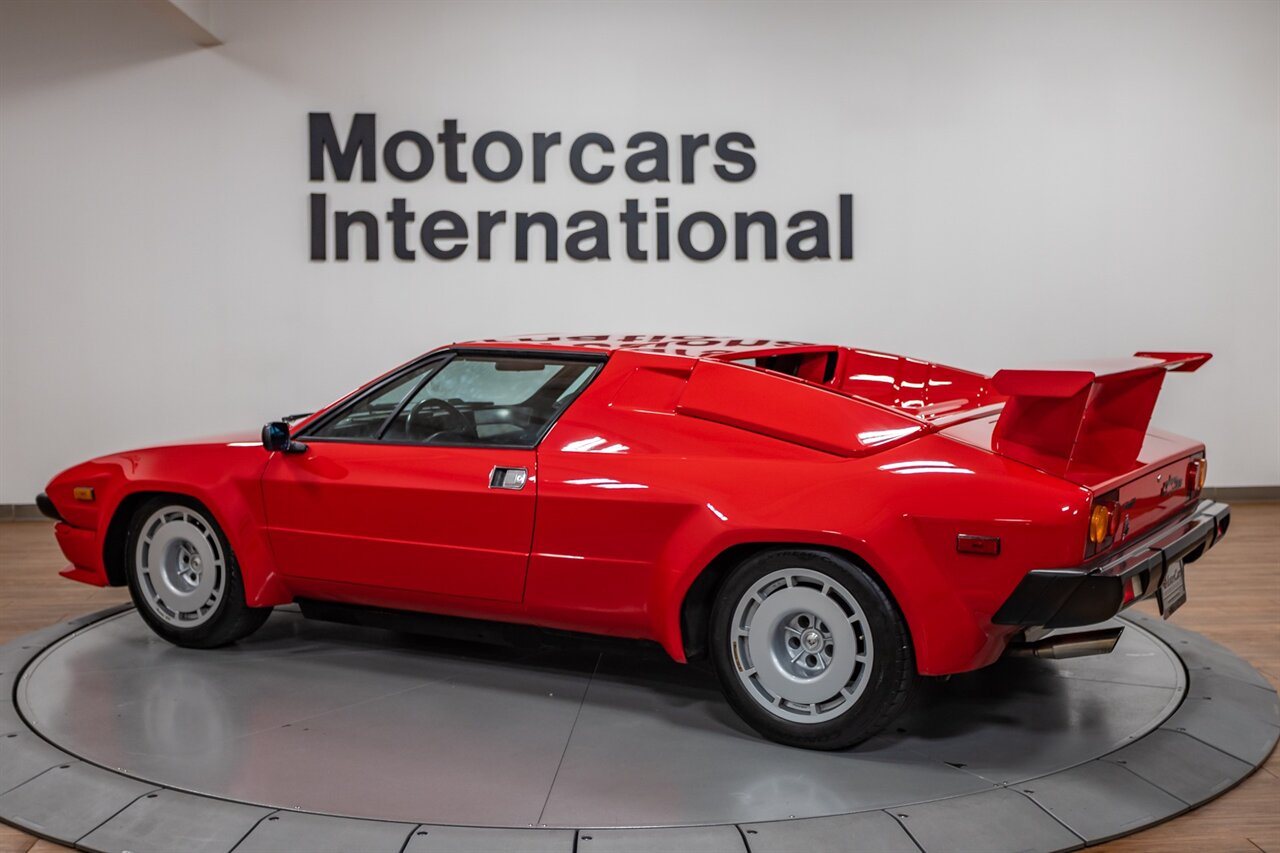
left=489, top=467, right=528, bottom=490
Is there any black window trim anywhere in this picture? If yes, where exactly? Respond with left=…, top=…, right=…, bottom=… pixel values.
left=297, top=347, right=609, bottom=451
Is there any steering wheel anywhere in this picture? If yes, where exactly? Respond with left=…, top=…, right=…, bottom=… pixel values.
left=405, top=398, right=472, bottom=441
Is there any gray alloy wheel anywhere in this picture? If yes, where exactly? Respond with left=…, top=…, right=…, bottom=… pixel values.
left=133, top=505, right=227, bottom=628
left=729, top=567, right=875, bottom=724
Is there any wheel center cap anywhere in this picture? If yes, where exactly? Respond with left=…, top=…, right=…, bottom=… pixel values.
left=801, top=629, right=823, bottom=652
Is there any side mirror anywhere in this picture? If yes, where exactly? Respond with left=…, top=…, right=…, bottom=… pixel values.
left=262, top=421, right=307, bottom=454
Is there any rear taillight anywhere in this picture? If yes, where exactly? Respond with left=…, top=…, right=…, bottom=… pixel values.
left=1089, top=504, right=1112, bottom=545
left=1187, top=457, right=1207, bottom=497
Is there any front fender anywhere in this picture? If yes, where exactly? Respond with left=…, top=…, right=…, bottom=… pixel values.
left=46, top=441, right=292, bottom=607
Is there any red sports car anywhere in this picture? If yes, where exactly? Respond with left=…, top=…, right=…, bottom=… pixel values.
left=38, top=335, right=1230, bottom=749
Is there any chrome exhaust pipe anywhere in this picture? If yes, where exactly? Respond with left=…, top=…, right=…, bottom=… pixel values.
left=1006, top=627, right=1124, bottom=660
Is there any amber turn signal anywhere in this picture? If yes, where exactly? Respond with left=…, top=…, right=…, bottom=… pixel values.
left=1088, top=503, right=1111, bottom=544
left=72, top=486, right=95, bottom=502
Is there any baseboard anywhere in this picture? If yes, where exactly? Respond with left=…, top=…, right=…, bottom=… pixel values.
left=2, top=485, right=1277, bottom=522
left=0, top=503, right=48, bottom=521
left=1202, top=485, right=1280, bottom=503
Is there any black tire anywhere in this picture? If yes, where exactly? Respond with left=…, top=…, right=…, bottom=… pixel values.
left=709, top=548, right=915, bottom=750
left=124, top=495, right=271, bottom=648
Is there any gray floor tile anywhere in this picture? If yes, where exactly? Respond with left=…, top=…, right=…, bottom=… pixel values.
left=1017, top=760, right=1184, bottom=843
left=743, top=810, right=921, bottom=852
left=577, top=825, right=747, bottom=853
left=79, top=788, right=273, bottom=853
left=232, top=810, right=415, bottom=853
left=0, top=730, right=74, bottom=796
left=403, top=825, right=576, bottom=852
left=0, top=760, right=157, bottom=842
left=1160, top=686, right=1279, bottom=766
left=1102, top=728, right=1254, bottom=805
left=893, top=789, right=1082, bottom=853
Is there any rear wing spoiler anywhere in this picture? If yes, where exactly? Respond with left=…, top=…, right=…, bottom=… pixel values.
left=990, top=352, right=1211, bottom=483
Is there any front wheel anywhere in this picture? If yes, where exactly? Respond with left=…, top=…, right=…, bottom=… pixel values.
left=710, top=549, right=915, bottom=750
left=125, top=497, right=271, bottom=648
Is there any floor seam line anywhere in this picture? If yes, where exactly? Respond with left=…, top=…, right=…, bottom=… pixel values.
left=536, top=652, right=600, bottom=828
left=1103, top=756, right=1194, bottom=806
left=0, top=760, right=65, bottom=800
left=883, top=807, right=926, bottom=853
left=74, top=784, right=165, bottom=844
left=395, top=823, right=421, bottom=853
left=1173, top=726, right=1269, bottom=766
left=1011, top=786, right=1087, bottom=847
left=225, top=805, right=279, bottom=853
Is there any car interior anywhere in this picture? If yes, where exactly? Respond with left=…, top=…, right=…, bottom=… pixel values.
left=305, top=354, right=601, bottom=447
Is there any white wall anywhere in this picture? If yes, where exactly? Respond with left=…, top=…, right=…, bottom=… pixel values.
left=1, top=0, right=1276, bottom=502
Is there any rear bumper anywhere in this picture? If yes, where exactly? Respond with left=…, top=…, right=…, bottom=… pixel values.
left=993, top=499, right=1230, bottom=629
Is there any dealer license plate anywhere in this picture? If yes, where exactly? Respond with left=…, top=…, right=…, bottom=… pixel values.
left=1157, top=559, right=1187, bottom=618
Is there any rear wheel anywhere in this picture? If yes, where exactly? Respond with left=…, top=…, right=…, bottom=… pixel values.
left=125, top=497, right=271, bottom=648
left=710, top=549, right=914, bottom=749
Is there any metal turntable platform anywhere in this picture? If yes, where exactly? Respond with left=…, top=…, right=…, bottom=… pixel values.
left=1, top=606, right=1275, bottom=853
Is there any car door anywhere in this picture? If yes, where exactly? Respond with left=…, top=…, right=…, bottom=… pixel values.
left=260, top=349, right=603, bottom=603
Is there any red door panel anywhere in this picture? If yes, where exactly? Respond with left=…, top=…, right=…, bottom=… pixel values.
left=261, top=442, right=536, bottom=603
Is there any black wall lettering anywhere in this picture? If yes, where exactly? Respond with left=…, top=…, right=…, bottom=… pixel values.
left=309, top=192, right=327, bottom=260
left=566, top=211, right=610, bottom=260
left=619, top=199, right=648, bottom=261
left=532, top=132, right=561, bottom=183
left=310, top=112, right=376, bottom=182
left=516, top=212, right=558, bottom=261
left=305, top=115, right=854, bottom=265
left=839, top=194, right=853, bottom=260
left=478, top=210, right=507, bottom=260
left=655, top=197, right=670, bottom=260
left=383, top=130, right=433, bottom=181
left=786, top=211, right=830, bottom=260
left=680, top=133, right=709, bottom=184
left=335, top=209, right=379, bottom=260
left=421, top=210, right=468, bottom=259
left=473, top=131, right=523, bottom=182
left=625, top=132, right=669, bottom=182
left=679, top=211, right=726, bottom=260
left=437, top=119, right=468, bottom=182
left=569, top=133, right=615, bottom=183
left=735, top=211, right=777, bottom=260
left=714, top=132, right=756, bottom=181
left=387, top=197, right=416, bottom=259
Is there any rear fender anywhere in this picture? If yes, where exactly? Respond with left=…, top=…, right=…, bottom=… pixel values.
left=653, top=434, right=1091, bottom=675
left=653, top=514, right=983, bottom=675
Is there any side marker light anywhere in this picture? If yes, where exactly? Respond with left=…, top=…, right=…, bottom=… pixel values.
left=956, top=534, right=1000, bottom=556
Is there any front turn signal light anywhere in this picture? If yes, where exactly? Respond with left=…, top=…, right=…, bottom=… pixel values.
left=1089, top=504, right=1112, bottom=544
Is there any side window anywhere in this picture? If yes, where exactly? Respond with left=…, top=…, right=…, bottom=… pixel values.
left=380, top=354, right=601, bottom=446
left=307, top=360, right=442, bottom=440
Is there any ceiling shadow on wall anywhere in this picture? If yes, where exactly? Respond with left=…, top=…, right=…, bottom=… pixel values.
left=0, top=0, right=205, bottom=99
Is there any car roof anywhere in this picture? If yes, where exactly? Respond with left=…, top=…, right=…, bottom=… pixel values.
left=456, top=334, right=832, bottom=359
